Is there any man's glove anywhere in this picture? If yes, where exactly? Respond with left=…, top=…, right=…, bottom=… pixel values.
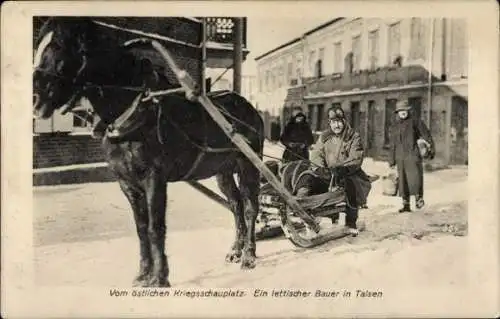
left=311, top=166, right=330, bottom=177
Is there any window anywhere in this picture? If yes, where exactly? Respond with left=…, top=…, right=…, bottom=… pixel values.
left=278, top=64, right=284, bottom=88
left=287, top=61, right=293, bottom=84
left=295, top=55, right=302, bottom=84
left=368, top=30, right=379, bottom=70
left=307, top=105, right=315, bottom=129
left=408, top=97, right=423, bottom=120
left=366, top=100, right=376, bottom=151
left=309, top=50, right=316, bottom=75
left=352, top=35, right=362, bottom=71
left=317, top=104, right=325, bottom=131
left=316, top=48, right=325, bottom=77
left=259, top=72, right=263, bottom=92
left=333, top=42, right=342, bottom=73
left=296, top=66, right=302, bottom=83
left=387, top=22, right=401, bottom=65
left=384, top=99, right=397, bottom=146
left=350, top=101, right=360, bottom=130
left=410, top=18, right=427, bottom=61
left=318, top=48, right=325, bottom=63
left=271, top=68, right=276, bottom=89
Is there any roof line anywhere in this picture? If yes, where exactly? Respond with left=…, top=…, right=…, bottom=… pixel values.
left=254, top=37, right=301, bottom=61
left=254, top=17, right=344, bottom=61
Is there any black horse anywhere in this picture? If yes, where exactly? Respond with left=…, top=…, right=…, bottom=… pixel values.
left=33, top=17, right=264, bottom=287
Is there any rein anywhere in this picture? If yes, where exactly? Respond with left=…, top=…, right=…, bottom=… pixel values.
left=33, top=48, right=316, bottom=168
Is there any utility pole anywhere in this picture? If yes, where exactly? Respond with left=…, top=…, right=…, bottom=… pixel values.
left=233, top=17, right=243, bottom=94
left=200, top=18, right=207, bottom=95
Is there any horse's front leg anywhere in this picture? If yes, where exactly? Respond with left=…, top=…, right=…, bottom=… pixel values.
left=118, top=179, right=152, bottom=286
left=144, top=171, right=170, bottom=287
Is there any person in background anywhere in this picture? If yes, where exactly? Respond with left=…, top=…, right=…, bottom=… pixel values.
left=280, top=108, right=315, bottom=163
left=389, top=100, right=435, bottom=213
left=305, top=106, right=372, bottom=235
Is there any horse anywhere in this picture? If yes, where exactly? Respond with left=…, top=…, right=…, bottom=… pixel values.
left=33, top=17, right=264, bottom=287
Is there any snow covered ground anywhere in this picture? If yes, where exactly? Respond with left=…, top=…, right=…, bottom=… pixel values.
left=24, top=141, right=482, bottom=316
left=33, top=142, right=468, bottom=288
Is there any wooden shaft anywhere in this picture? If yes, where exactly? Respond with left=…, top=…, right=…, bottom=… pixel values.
left=150, top=39, right=320, bottom=233
left=197, top=93, right=320, bottom=232
left=186, top=181, right=230, bottom=210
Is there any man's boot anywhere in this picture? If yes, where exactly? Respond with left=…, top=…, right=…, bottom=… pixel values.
left=399, top=199, right=411, bottom=213
left=415, top=195, right=425, bottom=209
left=345, top=208, right=359, bottom=237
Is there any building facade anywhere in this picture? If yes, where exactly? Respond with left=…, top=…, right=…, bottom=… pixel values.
left=255, top=17, right=468, bottom=165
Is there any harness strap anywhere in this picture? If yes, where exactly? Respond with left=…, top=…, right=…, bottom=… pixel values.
left=181, top=151, right=206, bottom=181
left=281, top=162, right=296, bottom=193
left=290, top=162, right=303, bottom=194
left=165, top=117, right=237, bottom=153
left=181, top=106, right=209, bottom=181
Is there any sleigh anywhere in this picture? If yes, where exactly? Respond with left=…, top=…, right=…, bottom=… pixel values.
left=256, top=171, right=365, bottom=248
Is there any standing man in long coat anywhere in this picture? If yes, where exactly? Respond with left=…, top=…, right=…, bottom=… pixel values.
left=305, top=106, right=372, bottom=235
left=389, top=100, right=435, bottom=212
left=280, top=108, right=315, bottom=163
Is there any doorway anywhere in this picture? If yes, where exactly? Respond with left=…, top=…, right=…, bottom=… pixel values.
left=450, top=96, right=468, bottom=165
left=350, top=101, right=361, bottom=130
left=408, top=96, right=423, bottom=120
left=366, top=100, right=376, bottom=156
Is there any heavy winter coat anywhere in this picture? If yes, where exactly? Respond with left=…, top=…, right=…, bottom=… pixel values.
left=280, top=113, right=315, bottom=162
left=388, top=115, right=435, bottom=197
left=310, top=125, right=371, bottom=208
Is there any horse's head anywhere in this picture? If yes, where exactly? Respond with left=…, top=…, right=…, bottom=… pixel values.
left=33, top=17, right=94, bottom=119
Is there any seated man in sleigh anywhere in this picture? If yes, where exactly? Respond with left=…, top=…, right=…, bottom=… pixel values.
left=297, top=106, right=372, bottom=235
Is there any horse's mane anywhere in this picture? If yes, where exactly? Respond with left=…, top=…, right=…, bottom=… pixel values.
left=35, top=17, right=97, bottom=52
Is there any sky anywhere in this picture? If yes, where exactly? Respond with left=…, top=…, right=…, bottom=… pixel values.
left=241, top=17, right=329, bottom=76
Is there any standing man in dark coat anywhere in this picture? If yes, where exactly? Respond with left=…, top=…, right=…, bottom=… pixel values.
left=389, top=100, right=435, bottom=212
left=280, top=108, right=315, bottom=163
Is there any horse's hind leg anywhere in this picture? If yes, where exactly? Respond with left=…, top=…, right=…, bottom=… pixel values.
left=236, top=158, right=260, bottom=269
left=118, top=179, right=152, bottom=286
left=216, top=172, right=245, bottom=263
left=144, top=171, right=170, bottom=287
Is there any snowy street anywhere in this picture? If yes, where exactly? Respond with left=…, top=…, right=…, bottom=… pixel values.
left=33, top=143, right=468, bottom=288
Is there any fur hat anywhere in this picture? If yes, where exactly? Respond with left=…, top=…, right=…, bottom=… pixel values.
left=328, top=106, right=346, bottom=121
left=394, top=100, right=411, bottom=113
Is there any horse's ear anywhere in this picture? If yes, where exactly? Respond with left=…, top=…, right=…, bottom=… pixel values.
left=35, top=17, right=55, bottom=45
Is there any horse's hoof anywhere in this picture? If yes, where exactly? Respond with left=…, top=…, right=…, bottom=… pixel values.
left=133, top=279, right=144, bottom=287
left=225, top=251, right=242, bottom=263
left=241, top=256, right=256, bottom=269
left=132, top=273, right=151, bottom=287
left=146, top=277, right=171, bottom=288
